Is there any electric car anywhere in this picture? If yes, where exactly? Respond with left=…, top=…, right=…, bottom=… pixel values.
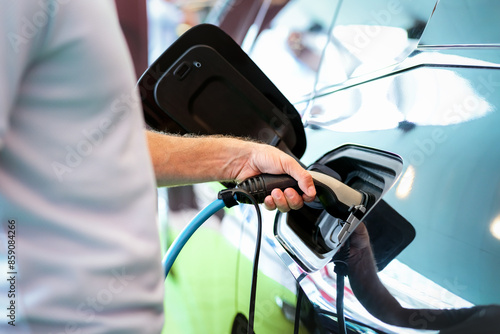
left=140, top=0, right=500, bottom=333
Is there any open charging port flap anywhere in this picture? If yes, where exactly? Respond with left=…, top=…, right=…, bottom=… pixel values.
left=275, top=144, right=414, bottom=272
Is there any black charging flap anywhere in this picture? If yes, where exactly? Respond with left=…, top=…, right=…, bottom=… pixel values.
left=138, top=24, right=306, bottom=159
left=363, top=200, right=415, bottom=271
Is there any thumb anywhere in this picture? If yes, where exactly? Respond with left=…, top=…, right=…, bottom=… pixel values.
left=281, top=160, right=316, bottom=201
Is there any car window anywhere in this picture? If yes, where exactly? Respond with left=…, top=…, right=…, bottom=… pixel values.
left=419, top=0, right=500, bottom=46
left=243, top=0, right=340, bottom=105
left=242, top=0, right=438, bottom=106
left=312, top=0, right=436, bottom=91
left=302, top=0, right=500, bottom=131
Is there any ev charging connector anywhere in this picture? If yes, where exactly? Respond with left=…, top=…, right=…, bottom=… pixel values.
left=163, top=170, right=366, bottom=334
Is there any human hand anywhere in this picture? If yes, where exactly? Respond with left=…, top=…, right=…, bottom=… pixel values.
left=146, top=132, right=316, bottom=212
left=231, top=141, right=316, bottom=213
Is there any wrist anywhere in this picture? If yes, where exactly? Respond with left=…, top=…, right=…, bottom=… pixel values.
left=219, top=137, right=260, bottom=182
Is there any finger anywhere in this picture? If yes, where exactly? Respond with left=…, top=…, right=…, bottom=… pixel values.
left=271, top=188, right=291, bottom=213
left=302, top=192, right=315, bottom=203
left=283, top=188, right=304, bottom=210
left=263, top=195, right=276, bottom=211
left=281, top=162, right=316, bottom=200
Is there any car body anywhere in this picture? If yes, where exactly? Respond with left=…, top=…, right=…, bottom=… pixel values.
left=140, top=0, right=500, bottom=333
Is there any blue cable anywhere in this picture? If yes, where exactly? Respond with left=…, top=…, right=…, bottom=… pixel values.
left=162, top=189, right=262, bottom=334
left=162, top=198, right=226, bottom=278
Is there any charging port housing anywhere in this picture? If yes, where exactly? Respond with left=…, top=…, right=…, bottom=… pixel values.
left=274, top=144, right=406, bottom=272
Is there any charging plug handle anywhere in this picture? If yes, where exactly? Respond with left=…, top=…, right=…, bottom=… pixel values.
left=237, top=172, right=365, bottom=219
left=308, top=171, right=365, bottom=219
left=236, top=174, right=301, bottom=204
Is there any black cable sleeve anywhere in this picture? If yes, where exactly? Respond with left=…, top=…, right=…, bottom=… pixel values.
left=336, top=274, right=346, bottom=334
left=333, top=239, right=350, bottom=334
left=217, top=189, right=239, bottom=208
left=231, top=189, right=262, bottom=334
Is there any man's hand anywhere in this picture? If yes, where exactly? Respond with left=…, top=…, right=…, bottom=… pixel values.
left=230, top=141, right=316, bottom=212
left=146, top=130, right=316, bottom=212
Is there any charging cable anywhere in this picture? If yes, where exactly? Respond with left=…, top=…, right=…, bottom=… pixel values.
left=163, top=174, right=302, bottom=332
left=333, top=239, right=350, bottom=334
left=162, top=187, right=262, bottom=334
left=162, top=172, right=361, bottom=334
left=162, top=198, right=226, bottom=277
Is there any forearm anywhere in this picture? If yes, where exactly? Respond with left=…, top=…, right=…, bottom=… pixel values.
left=146, top=130, right=252, bottom=187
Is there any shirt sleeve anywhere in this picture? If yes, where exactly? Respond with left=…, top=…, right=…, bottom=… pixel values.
left=0, top=2, right=45, bottom=149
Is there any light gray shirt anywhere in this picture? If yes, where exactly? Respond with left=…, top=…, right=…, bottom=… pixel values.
left=0, top=1, right=164, bottom=332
